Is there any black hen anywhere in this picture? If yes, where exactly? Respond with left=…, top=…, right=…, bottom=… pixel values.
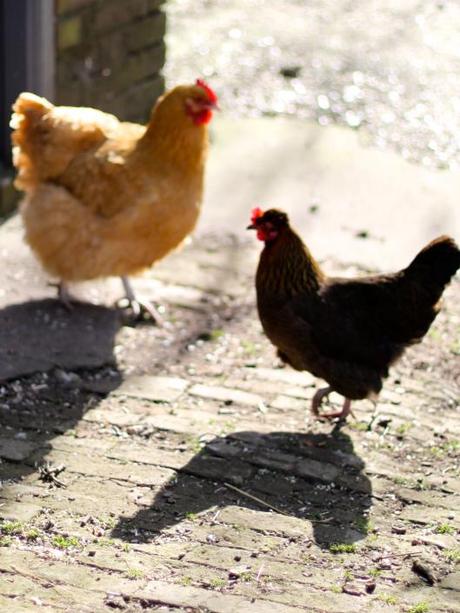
left=249, top=207, right=460, bottom=419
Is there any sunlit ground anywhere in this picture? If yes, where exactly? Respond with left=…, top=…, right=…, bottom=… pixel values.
left=164, top=0, right=460, bottom=170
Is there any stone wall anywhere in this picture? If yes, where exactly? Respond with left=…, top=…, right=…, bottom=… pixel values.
left=56, top=0, right=166, bottom=122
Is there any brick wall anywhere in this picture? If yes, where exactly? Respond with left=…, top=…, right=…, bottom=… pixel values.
left=56, top=0, right=166, bottom=122
left=0, top=0, right=166, bottom=218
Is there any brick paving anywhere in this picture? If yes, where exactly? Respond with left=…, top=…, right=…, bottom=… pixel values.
left=0, top=220, right=459, bottom=612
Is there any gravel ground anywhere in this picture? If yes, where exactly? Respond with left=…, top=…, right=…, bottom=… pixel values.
left=164, top=0, right=460, bottom=170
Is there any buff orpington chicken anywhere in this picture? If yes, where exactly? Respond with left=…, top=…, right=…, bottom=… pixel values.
left=249, top=208, right=460, bottom=420
left=10, top=79, right=218, bottom=321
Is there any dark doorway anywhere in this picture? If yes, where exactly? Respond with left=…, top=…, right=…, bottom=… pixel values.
left=0, top=0, right=54, bottom=169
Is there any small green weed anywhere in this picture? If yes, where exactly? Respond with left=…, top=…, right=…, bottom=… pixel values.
left=378, top=593, right=398, bottom=605
left=329, top=543, right=356, bottom=554
left=355, top=516, right=374, bottom=533
left=395, top=422, right=412, bottom=438
left=188, top=436, right=203, bottom=453
left=52, top=535, right=80, bottom=549
left=415, top=477, right=429, bottom=490
left=99, top=516, right=116, bottom=530
left=96, top=538, right=116, bottom=547
left=444, top=548, right=460, bottom=562
left=431, top=439, right=459, bottom=456
left=126, top=568, right=145, bottom=580
left=408, top=603, right=429, bottom=613
left=0, top=521, right=23, bottom=535
left=25, top=528, right=41, bottom=541
left=241, top=340, right=257, bottom=356
left=209, top=577, right=226, bottom=588
left=349, top=421, right=369, bottom=432
left=435, top=523, right=455, bottom=535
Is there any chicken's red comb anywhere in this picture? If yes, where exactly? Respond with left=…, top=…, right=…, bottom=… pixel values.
left=196, top=78, right=218, bottom=104
left=251, top=207, right=264, bottom=223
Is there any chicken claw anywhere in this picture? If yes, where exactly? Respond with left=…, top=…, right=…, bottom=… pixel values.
left=119, top=277, right=164, bottom=325
left=311, top=386, right=353, bottom=420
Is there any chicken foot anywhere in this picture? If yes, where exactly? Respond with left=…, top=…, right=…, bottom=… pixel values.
left=48, top=281, right=78, bottom=310
left=118, top=277, right=164, bottom=325
left=311, top=386, right=353, bottom=420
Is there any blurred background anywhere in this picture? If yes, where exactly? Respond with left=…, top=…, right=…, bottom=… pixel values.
left=164, top=0, right=460, bottom=172
left=1, top=0, right=460, bottom=243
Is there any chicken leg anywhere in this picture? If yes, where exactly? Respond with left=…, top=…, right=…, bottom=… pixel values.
left=311, top=386, right=353, bottom=420
left=54, top=278, right=163, bottom=324
left=119, top=277, right=164, bottom=325
left=49, top=281, right=77, bottom=310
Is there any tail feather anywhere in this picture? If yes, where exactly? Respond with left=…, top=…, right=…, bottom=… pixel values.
left=10, top=93, right=54, bottom=190
left=405, top=235, right=460, bottom=300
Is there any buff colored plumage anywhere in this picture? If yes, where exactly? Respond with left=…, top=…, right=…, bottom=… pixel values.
left=10, top=81, right=218, bottom=316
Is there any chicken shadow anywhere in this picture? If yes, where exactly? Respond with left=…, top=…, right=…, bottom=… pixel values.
left=0, top=299, right=122, bottom=495
left=112, top=426, right=372, bottom=548
left=0, top=299, right=121, bottom=382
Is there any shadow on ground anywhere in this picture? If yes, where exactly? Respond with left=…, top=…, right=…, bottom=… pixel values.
left=113, top=426, right=372, bottom=548
left=0, top=299, right=122, bottom=381
left=0, top=299, right=123, bottom=496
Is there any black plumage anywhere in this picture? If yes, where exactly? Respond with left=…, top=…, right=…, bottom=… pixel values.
left=249, top=208, right=460, bottom=419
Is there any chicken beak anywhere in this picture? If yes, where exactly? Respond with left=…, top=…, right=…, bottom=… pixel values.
left=247, top=223, right=256, bottom=230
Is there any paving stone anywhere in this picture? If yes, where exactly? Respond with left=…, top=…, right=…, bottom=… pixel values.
left=397, top=487, right=460, bottom=511
left=27, top=447, right=175, bottom=486
left=0, top=548, right=146, bottom=593
left=141, top=410, right=226, bottom=435
left=419, top=533, right=459, bottom=550
left=0, top=500, right=42, bottom=522
left=439, top=571, right=460, bottom=591
left=295, top=457, right=340, bottom=483
left=139, top=579, right=303, bottom=613
left=399, top=505, right=460, bottom=527
left=218, top=506, right=312, bottom=539
left=0, top=437, right=37, bottom=462
left=108, top=441, right=195, bottom=470
left=271, top=394, right=309, bottom=411
left=246, top=367, right=316, bottom=388
left=153, top=261, right=246, bottom=298
left=114, top=376, right=189, bottom=403
left=224, top=377, right=311, bottom=400
left=189, top=384, right=264, bottom=407
left=151, top=282, right=214, bottom=311
left=83, top=406, right=142, bottom=426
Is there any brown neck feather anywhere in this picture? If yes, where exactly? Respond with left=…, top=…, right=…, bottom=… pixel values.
left=139, top=95, right=208, bottom=174
left=256, top=227, right=324, bottom=297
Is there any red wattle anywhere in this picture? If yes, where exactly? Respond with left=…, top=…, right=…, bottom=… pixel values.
left=193, top=109, right=213, bottom=125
